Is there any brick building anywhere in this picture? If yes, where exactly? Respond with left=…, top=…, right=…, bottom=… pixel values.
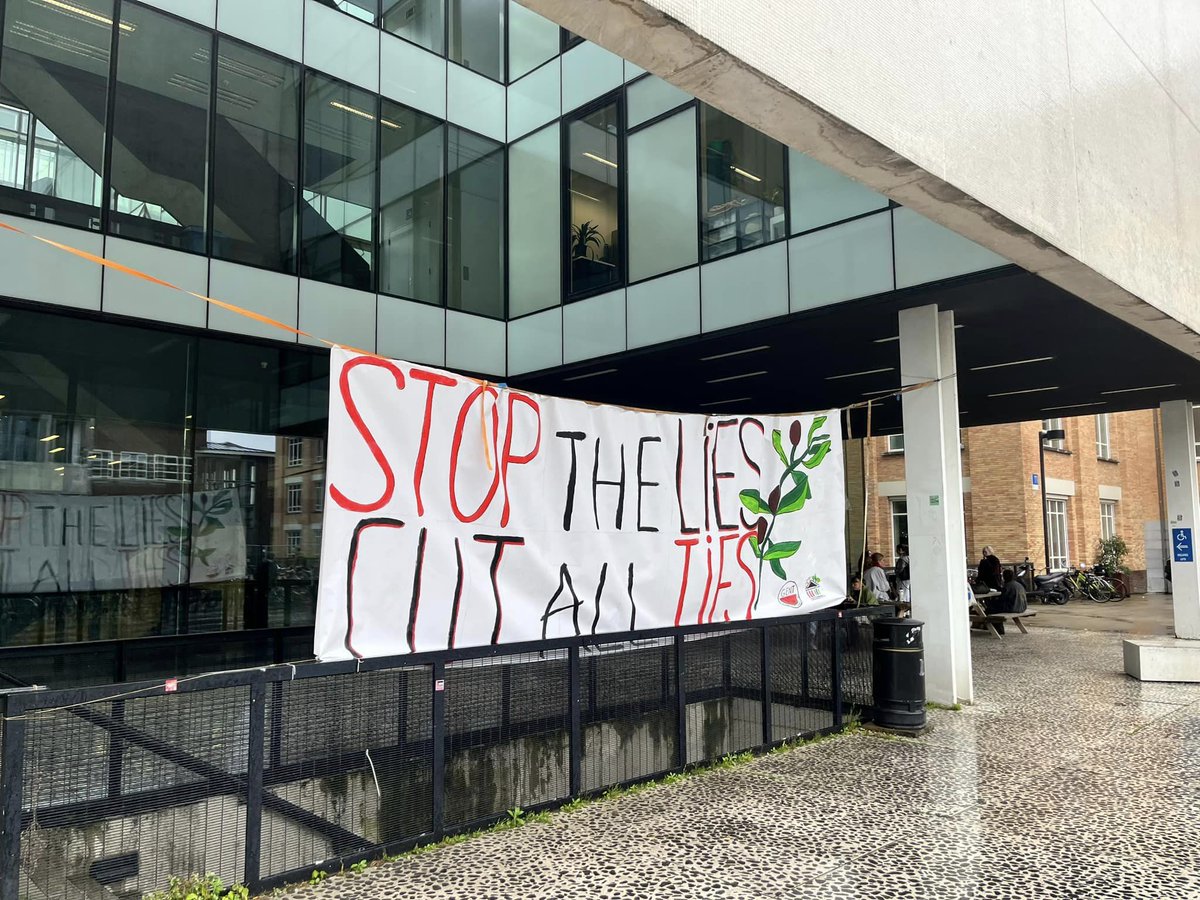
left=852, top=410, right=1170, bottom=592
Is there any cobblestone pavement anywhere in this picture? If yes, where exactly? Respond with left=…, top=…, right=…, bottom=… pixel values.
left=293, top=628, right=1200, bottom=899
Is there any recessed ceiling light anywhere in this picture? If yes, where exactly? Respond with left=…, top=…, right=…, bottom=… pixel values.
left=826, top=367, right=895, bottom=381
left=48, top=447, right=65, bottom=454
left=1100, top=384, right=1178, bottom=395
left=54, top=466, right=64, bottom=473
left=706, top=370, right=768, bottom=385
left=969, top=356, right=1054, bottom=372
left=987, top=386, right=1059, bottom=398
left=0, top=394, right=6, bottom=400
left=701, top=345, right=770, bottom=362
left=699, top=397, right=753, bottom=408
left=40, top=434, right=59, bottom=442
left=563, top=368, right=618, bottom=382
left=873, top=336, right=900, bottom=344
left=730, top=165, right=761, bottom=182
left=1042, top=401, right=1107, bottom=411
left=582, top=152, right=618, bottom=169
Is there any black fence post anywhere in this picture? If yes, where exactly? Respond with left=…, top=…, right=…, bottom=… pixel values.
left=431, top=662, right=446, bottom=837
left=673, top=634, right=687, bottom=768
left=760, top=625, right=772, bottom=746
left=567, top=646, right=581, bottom=797
left=106, top=699, right=125, bottom=799
left=0, top=694, right=28, bottom=900
left=244, top=676, right=266, bottom=891
left=832, top=616, right=844, bottom=729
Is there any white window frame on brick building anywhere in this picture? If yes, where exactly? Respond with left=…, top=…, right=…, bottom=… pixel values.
left=313, top=478, right=324, bottom=513
left=287, top=437, right=303, bottom=467
left=286, top=482, right=302, bottom=514
left=1095, top=413, right=1112, bottom=459
left=1100, top=500, right=1117, bottom=541
left=285, top=527, right=302, bottom=556
left=889, top=497, right=908, bottom=549
left=1047, top=497, right=1070, bottom=570
left=886, top=434, right=905, bottom=453
left=1042, top=418, right=1065, bottom=451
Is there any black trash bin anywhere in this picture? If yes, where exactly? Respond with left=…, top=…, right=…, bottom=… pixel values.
left=872, top=617, right=927, bottom=733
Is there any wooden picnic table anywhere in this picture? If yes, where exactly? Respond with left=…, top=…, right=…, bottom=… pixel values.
left=969, top=590, right=1035, bottom=638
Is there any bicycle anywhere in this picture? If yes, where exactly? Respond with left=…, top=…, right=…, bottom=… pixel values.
left=1064, top=567, right=1121, bottom=603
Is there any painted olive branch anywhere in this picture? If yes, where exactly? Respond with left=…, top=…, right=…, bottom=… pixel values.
left=739, top=416, right=833, bottom=605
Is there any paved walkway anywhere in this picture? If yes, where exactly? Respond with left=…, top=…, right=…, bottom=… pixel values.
left=295, top=627, right=1200, bottom=899
left=1028, top=592, right=1175, bottom=636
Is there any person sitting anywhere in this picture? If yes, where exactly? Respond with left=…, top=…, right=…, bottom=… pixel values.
left=842, top=574, right=883, bottom=609
left=977, top=545, right=1003, bottom=592
left=988, top=569, right=1028, bottom=615
left=864, top=552, right=892, bottom=600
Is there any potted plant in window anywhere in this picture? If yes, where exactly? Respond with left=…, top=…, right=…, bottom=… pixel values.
left=1096, top=536, right=1130, bottom=597
left=570, top=221, right=611, bottom=291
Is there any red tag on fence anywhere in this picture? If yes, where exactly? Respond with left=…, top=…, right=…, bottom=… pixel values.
left=164, top=678, right=179, bottom=693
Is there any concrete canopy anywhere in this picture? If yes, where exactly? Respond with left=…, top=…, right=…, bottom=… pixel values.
left=518, top=0, right=1200, bottom=366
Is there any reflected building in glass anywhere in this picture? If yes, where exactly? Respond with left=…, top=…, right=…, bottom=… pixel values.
left=0, top=0, right=1008, bottom=686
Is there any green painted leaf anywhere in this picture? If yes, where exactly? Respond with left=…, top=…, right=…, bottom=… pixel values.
left=777, top=479, right=812, bottom=514
left=739, top=489, right=770, bottom=515
left=801, top=440, right=833, bottom=470
left=769, top=558, right=787, bottom=580
left=771, top=429, right=788, bottom=466
left=807, top=416, right=828, bottom=445
left=764, top=541, right=800, bottom=560
left=748, top=534, right=761, bottom=558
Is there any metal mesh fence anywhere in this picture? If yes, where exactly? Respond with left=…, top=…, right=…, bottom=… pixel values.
left=443, top=651, right=570, bottom=829
left=0, top=612, right=875, bottom=900
left=683, top=631, right=762, bottom=765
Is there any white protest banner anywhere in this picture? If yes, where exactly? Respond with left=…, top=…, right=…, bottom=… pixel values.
left=315, top=348, right=846, bottom=661
left=0, top=489, right=245, bottom=593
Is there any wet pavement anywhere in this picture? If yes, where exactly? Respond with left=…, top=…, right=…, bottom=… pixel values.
left=292, top=626, right=1200, bottom=899
left=1026, top=592, right=1176, bottom=637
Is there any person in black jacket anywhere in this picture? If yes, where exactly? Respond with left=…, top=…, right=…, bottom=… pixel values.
left=977, top=546, right=1003, bottom=592
left=987, top=569, right=1028, bottom=615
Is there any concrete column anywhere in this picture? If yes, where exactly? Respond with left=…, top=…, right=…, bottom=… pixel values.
left=899, top=304, right=969, bottom=704
left=1160, top=400, right=1200, bottom=639
left=938, top=311, right=973, bottom=702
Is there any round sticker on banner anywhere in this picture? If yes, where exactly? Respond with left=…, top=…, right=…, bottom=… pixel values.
left=778, top=581, right=801, bottom=607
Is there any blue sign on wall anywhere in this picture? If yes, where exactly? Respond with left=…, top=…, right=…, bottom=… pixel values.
left=1172, top=528, right=1193, bottom=563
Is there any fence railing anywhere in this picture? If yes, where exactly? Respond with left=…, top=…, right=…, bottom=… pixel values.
left=0, top=607, right=890, bottom=900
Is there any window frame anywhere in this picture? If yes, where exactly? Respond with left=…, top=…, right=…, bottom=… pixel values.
left=889, top=497, right=908, bottom=553
left=286, top=481, right=303, bottom=514
left=1046, top=497, right=1070, bottom=571
left=561, top=89, right=626, bottom=304
left=1041, top=417, right=1066, bottom=451
left=886, top=434, right=905, bottom=454
left=1095, top=413, right=1112, bottom=460
left=287, top=437, right=303, bottom=467
left=1099, top=499, right=1117, bottom=541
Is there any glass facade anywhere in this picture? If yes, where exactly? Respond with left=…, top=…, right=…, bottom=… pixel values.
left=384, top=0, right=445, bottom=54
left=447, top=126, right=504, bottom=316
left=379, top=103, right=445, bottom=304
left=449, top=0, right=505, bottom=82
left=567, top=99, right=622, bottom=297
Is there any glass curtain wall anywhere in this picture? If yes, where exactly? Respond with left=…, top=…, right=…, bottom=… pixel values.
left=331, top=0, right=378, bottom=24
left=299, top=73, right=377, bottom=290
left=0, top=0, right=113, bottom=229
left=379, top=102, right=444, bottom=304
left=700, top=104, right=787, bottom=261
left=109, top=4, right=213, bottom=251
left=383, top=0, right=445, bottom=54
left=446, top=126, right=504, bottom=317
left=507, top=2, right=558, bottom=81
left=508, top=123, right=560, bottom=316
left=566, top=99, right=622, bottom=297
left=448, top=0, right=504, bottom=81
left=211, top=39, right=301, bottom=272
left=627, top=107, right=696, bottom=282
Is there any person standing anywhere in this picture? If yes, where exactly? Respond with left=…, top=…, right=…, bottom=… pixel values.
left=865, top=552, right=892, bottom=600
left=977, top=545, right=1003, bottom=592
left=894, top=543, right=911, bottom=604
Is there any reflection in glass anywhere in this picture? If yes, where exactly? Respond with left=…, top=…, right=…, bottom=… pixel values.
left=448, top=0, right=504, bottom=81
left=299, top=73, right=376, bottom=291
left=0, top=0, right=113, bottom=228
left=211, top=39, right=301, bottom=272
left=700, top=104, right=787, bottom=261
left=567, top=101, right=621, bottom=297
left=380, top=102, right=444, bottom=304
left=447, top=126, right=504, bottom=317
left=330, top=0, right=378, bottom=24
left=508, top=2, right=558, bottom=82
left=508, top=123, right=560, bottom=316
left=108, top=4, right=212, bottom=251
left=383, top=0, right=444, bottom=54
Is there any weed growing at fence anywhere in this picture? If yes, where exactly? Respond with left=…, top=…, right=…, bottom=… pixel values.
left=925, top=701, right=963, bottom=711
left=147, top=874, right=250, bottom=900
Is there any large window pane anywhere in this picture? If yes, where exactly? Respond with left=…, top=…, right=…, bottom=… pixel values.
left=447, top=126, right=504, bottom=316
left=509, top=123, right=560, bottom=316
left=567, top=100, right=621, bottom=297
left=330, top=0, right=378, bottom=24
left=383, top=0, right=444, bottom=54
left=380, top=101, right=444, bottom=304
left=0, top=0, right=113, bottom=229
left=300, top=73, right=376, bottom=291
left=627, top=108, right=697, bottom=282
left=0, top=307, right=194, bottom=648
left=212, top=39, right=300, bottom=273
left=108, top=4, right=212, bottom=251
left=448, top=0, right=504, bottom=81
left=700, top=105, right=786, bottom=261
left=507, top=1, right=558, bottom=81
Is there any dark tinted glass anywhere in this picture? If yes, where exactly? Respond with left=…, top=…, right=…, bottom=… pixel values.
left=701, top=104, right=787, bottom=260
left=383, top=0, right=444, bottom=54
left=108, top=4, right=212, bottom=251
left=567, top=101, right=622, bottom=296
left=448, top=0, right=504, bottom=81
left=446, top=126, right=504, bottom=317
left=380, top=101, right=444, bottom=304
left=299, top=73, right=376, bottom=291
left=211, top=39, right=301, bottom=272
left=0, top=0, right=114, bottom=229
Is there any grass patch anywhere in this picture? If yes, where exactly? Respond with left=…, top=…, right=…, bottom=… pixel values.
left=925, top=701, right=962, bottom=711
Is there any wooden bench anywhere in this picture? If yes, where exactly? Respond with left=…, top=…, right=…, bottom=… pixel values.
left=968, top=600, right=1036, bottom=638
